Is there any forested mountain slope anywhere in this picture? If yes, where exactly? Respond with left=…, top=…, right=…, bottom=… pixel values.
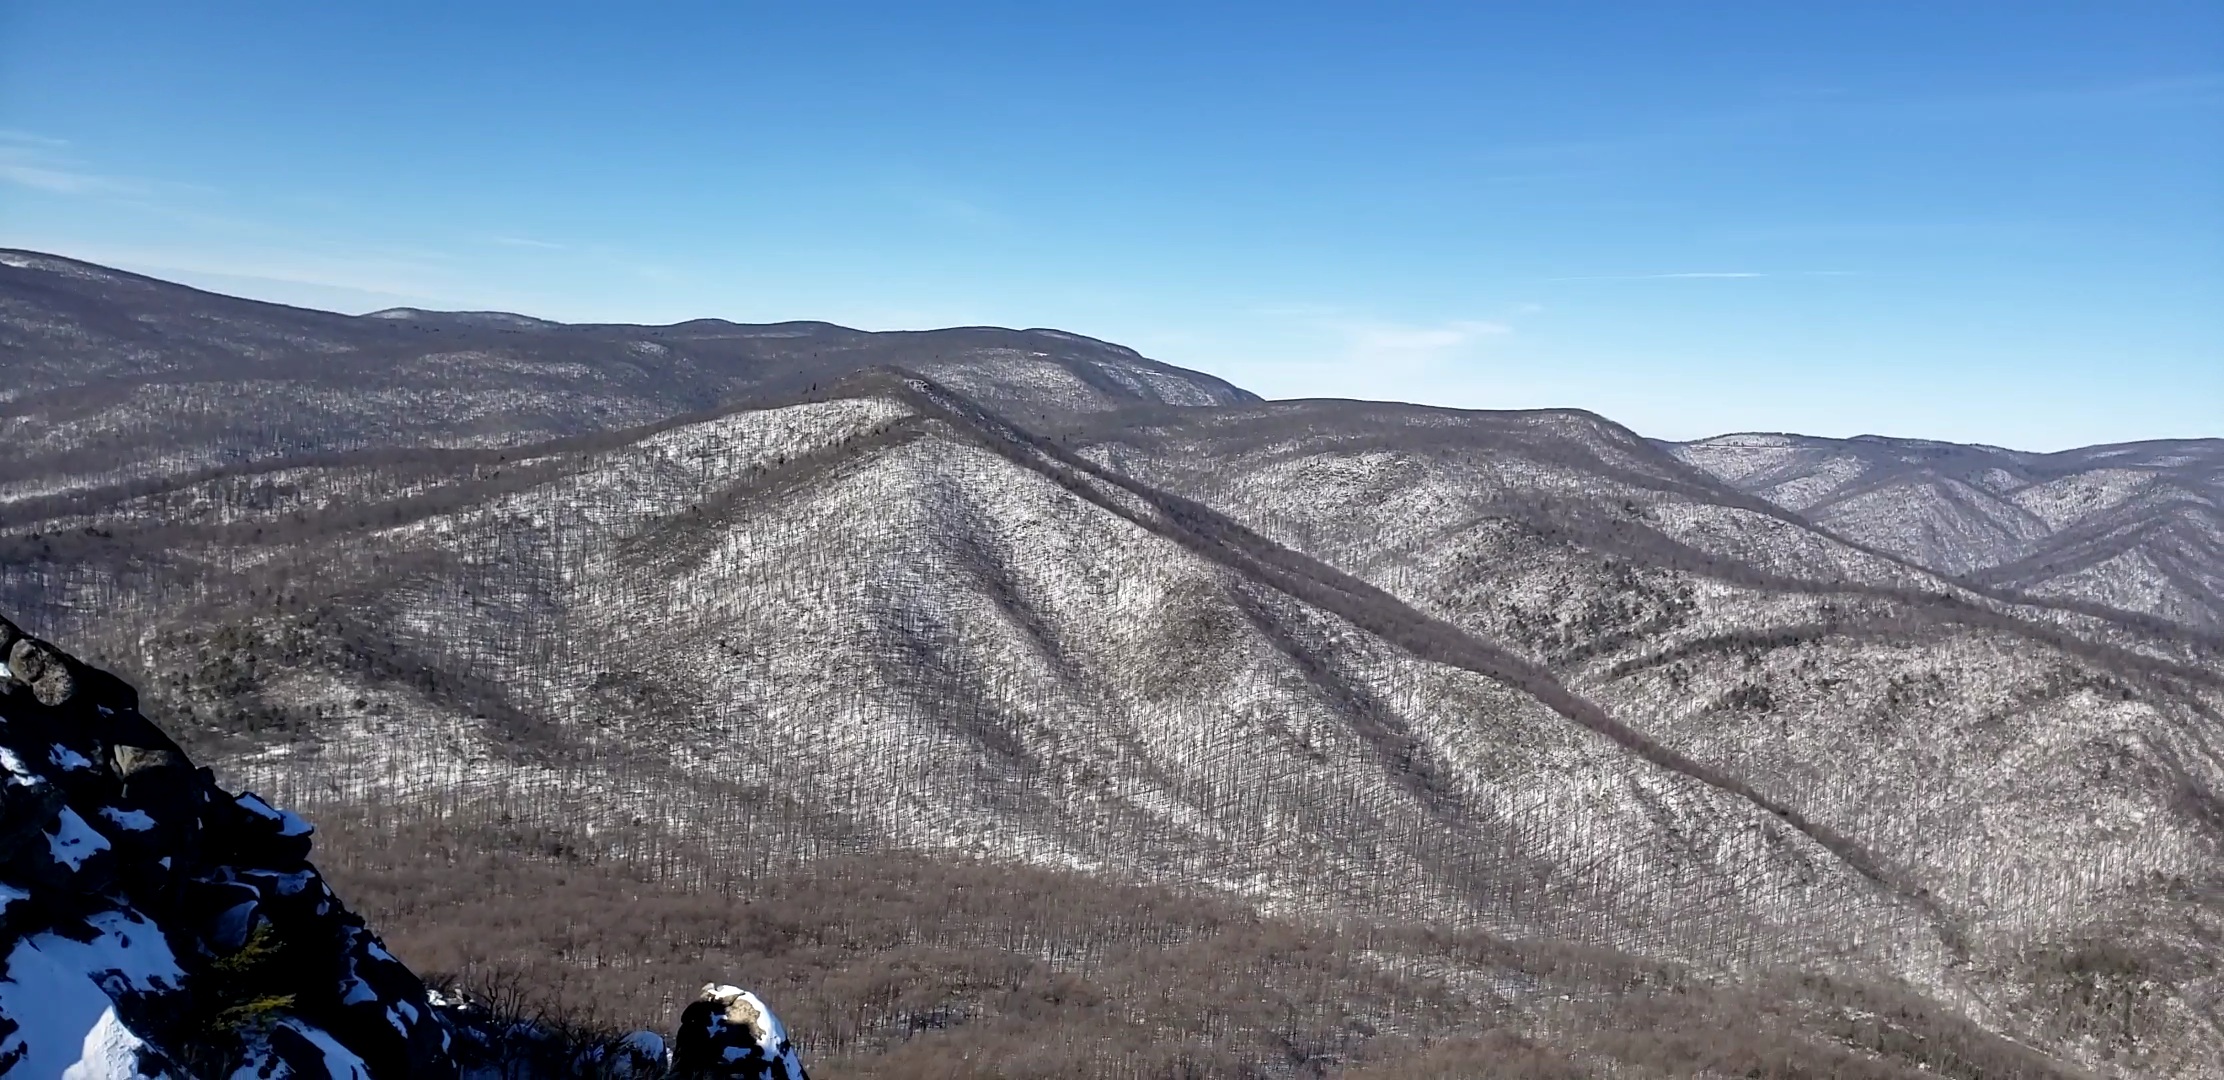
left=0, top=248, right=1253, bottom=508
left=1666, top=432, right=2224, bottom=632
left=2, top=251, right=2218, bottom=1077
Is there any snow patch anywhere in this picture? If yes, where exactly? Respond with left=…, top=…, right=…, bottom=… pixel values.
left=48, top=807, right=111, bottom=868
left=0, top=911, right=183, bottom=1078
left=59, top=1007, right=146, bottom=1080
left=100, top=806, right=157, bottom=832
left=234, top=792, right=314, bottom=837
left=1, top=745, right=37, bottom=782
left=277, top=1021, right=373, bottom=1080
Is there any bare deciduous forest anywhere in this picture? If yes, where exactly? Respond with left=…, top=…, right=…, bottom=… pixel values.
left=4, top=252, right=2221, bottom=1077
left=312, top=806, right=2084, bottom=1079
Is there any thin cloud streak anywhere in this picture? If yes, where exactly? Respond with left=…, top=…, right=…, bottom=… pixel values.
left=1544, top=270, right=1858, bottom=281
left=0, top=146, right=151, bottom=196
left=0, top=138, right=216, bottom=200
left=882, top=181, right=1010, bottom=230
left=0, top=129, right=71, bottom=148
left=1341, top=318, right=1510, bottom=359
left=0, top=162, right=140, bottom=195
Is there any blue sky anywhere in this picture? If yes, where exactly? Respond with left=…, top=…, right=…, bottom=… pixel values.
left=2, top=2, right=2218, bottom=449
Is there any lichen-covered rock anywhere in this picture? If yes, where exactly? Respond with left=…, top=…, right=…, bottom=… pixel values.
left=30, top=664, right=77, bottom=708
left=108, top=745, right=178, bottom=780
left=672, top=983, right=808, bottom=1079
left=7, top=636, right=59, bottom=686
left=0, top=620, right=459, bottom=1079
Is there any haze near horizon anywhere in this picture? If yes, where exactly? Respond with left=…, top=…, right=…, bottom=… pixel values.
left=1, top=0, right=2217, bottom=450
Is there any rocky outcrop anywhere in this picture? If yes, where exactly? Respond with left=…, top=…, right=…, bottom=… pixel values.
left=0, top=617, right=816, bottom=1079
left=672, top=985, right=806, bottom=1080
left=0, top=616, right=456, bottom=1078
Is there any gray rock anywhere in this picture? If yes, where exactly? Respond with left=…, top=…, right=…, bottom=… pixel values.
left=112, top=744, right=181, bottom=779
left=30, top=665, right=75, bottom=707
left=7, top=637, right=55, bottom=685
left=673, top=984, right=807, bottom=1079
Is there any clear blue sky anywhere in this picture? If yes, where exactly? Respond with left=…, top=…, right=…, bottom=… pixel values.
left=3, top=2, right=2218, bottom=449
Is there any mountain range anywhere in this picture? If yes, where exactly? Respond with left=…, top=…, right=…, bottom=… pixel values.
left=2, top=247, right=2219, bottom=1078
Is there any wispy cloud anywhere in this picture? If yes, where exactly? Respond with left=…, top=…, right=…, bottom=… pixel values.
left=1256, top=304, right=1520, bottom=356
left=488, top=235, right=567, bottom=250
left=1215, top=306, right=1529, bottom=406
left=1340, top=318, right=1511, bottom=361
left=13, top=242, right=454, bottom=304
left=1545, top=270, right=1856, bottom=282
left=1472, top=71, right=2223, bottom=187
left=1958, top=72, right=2224, bottom=114
left=0, top=129, right=71, bottom=149
left=0, top=133, right=212, bottom=200
left=883, top=182, right=1008, bottom=229
left=0, top=147, right=150, bottom=196
left=0, top=161, right=138, bottom=195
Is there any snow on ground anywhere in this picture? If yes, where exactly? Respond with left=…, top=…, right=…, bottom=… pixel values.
left=58, top=1007, right=147, bottom=1080
left=2013, top=469, right=2157, bottom=530
left=47, top=806, right=112, bottom=869
left=1757, top=455, right=1866, bottom=511
left=0, top=910, right=184, bottom=1079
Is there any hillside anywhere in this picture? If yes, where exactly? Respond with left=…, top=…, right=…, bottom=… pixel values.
left=1666, top=432, right=2224, bottom=633
left=1, top=251, right=2218, bottom=1077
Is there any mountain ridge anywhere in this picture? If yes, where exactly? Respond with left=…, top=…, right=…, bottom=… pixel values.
left=4, top=249, right=2219, bottom=1076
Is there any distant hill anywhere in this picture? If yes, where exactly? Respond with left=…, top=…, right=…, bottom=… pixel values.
left=0, top=247, right=1255, bottom=510
left=1665, top=432, right=2224, bottom=631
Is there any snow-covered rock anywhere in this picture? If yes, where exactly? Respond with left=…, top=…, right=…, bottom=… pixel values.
left=673, top=984, right=805, bottom=1079
left=0, top=617, right=456, bottom=1078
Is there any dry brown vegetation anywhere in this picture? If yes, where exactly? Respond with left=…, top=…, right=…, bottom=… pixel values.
left=312, top=805, right=2080, bottom=1079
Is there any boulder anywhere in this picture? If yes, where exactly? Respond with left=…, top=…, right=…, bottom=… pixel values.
left=30, top=665, right=76, bottom=707
left=2, top=635, right=77, bottom=707
left=110, top=745, right=180, bottom=779
left=204, top=791, right=316, bottom=867
left=673, top=983, right=808, bottom=1079
left=7, top=637, right=56, bottom=685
